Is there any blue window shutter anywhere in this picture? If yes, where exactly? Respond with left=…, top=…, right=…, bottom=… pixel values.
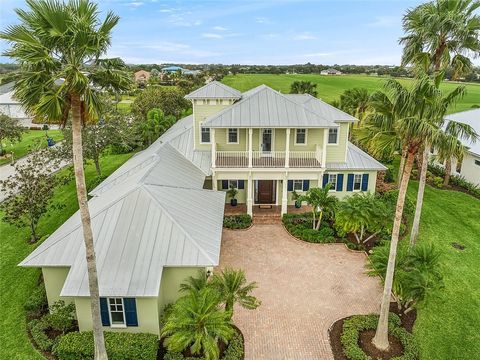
left=287, top=180, right=293, bottom=191
left=100, top=298, right=110, bottom=326
left=221, top=180, right=228, bottom=190
left=322, top=174, right=328, bottom=187
left=347, top=174, right=354, bottom=191
left=337, top=174, right=344, bottom=191
left=361, top=174, right=369, bottom=191
left=302, top=180, right=309, bottom=191
left=238, top=180, right=245, bottom=189
left=124, top=298, right=138, bottom=327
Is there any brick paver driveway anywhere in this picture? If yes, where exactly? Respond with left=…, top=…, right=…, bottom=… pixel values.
left=219, top=225, right=383, bottom=360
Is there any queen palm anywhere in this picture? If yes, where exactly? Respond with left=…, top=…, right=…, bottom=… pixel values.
left=400, top=0, right=480, bottom=78
left=339, top=88, right=371, bottom=125
left=301, top=184, right=337, bottom=230
left=1, top=1, right=130, bottom=358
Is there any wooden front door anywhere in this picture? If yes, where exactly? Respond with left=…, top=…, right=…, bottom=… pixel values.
left=257, top=180, right=274, bottom=204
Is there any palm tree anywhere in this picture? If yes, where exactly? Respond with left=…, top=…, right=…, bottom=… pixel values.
left=301, top=184, right=338, bottom=230
left=290, top=80, right=318, bottom=97
left=339, top=88, right=371, bottom=124
left=179, top=268, right=210, bottom=293
left=1, top=1, right=130, bottom=358
left=161, top=287, right=235, bottom=360
left=400, top=0, right=480, bottom=78
left=212, top=268, right=260, bottom=313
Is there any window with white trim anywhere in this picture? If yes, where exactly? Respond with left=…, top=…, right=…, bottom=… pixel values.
left=200, top=125, right=211, bottom=143
left=328, top=174, right=337, bottom=191
left=228, top=128, right=238, bottom=144
left=108, top=298, right=125, bottom=325
left=228, top=180, right=238, bottom=189
left=293, top=180, right=303, bottom=191
left=295, top=129, right=306, bottom=145
left=328, top=128, right=338, bottom=144
left=353, top=174, right=362, bottom=191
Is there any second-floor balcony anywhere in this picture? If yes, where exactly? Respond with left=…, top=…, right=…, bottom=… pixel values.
left=215, top=149, right=322, bottom=168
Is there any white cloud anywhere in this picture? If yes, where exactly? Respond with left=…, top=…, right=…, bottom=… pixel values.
left=256, top=17, right=272, bottom=24
left=126, top=1, right=144, bottom=8
left=367, top=16, right=399, bottom=28
left=213, top=26, right=228, bottom=31
left=202, top=33, right=224, bottom=39
left=292, top=32, right=317, bottom=41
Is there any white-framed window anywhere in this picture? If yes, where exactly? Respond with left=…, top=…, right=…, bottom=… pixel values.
left=200, top=124, right=211, bottom=144
left=295, top=129, right=307, bottom=145
left=293, top=180, right=303, bottom=191
left=475, top=159, right=480, bottom=167
left=227, top=128, right=239, bottom=144
left=328, top=174, right=337, bottom=191
left=353, top=174, right=362, bottom=191
left=328, top=128, right=338, bottom=144
left=108, top=298, right=125, bottom=326
left=228, top=180, right=238, bottom=189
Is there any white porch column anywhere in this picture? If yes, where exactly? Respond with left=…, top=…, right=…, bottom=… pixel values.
left=211, top=128, right=216, bottom=168
left=322, top=128, right=328, bottom=167
left=281, top=172, right=288, bottom=215
left=285, top=128, right=290, bottom=168
left=212, top=172, right=217, bottom=190
left=248, top=128, right=253, bottom=168
left=247, top=172, right=253, bottom=216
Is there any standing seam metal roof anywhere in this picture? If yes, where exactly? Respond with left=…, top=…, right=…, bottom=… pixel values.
left=185, top=81, right=242, bottom=99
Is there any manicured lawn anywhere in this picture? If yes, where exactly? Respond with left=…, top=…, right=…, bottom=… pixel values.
left=408, top=182, right=480, bottom=360
left=0, top=153, right=132, bottom=359
left=0, top=129, right=64, bottom=166
left=222, top=74, right=480, bottom=113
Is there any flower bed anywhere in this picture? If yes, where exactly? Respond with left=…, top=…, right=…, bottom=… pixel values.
left=282, top=213, right=337, bottom=243
left=223, top=214, right=252, bottom=230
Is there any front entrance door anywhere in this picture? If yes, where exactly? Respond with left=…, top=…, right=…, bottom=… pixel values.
left=257, top=180, right=275, bottom=204
left=261, top=128, right=273, bottom=154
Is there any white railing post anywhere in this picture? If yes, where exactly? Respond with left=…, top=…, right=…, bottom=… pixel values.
left=247, top=173, right=253, bottom=216
left=322, top=128, right=328, bottom=167
left=211, top=128, right=216, bottom=168
left=248, top=128, right=253, bottom=168
left=281, top=173, right=288, bottom=215
left=285, top=128, right=290, bottom=168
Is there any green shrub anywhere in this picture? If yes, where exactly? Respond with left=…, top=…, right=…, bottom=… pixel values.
left=24, top=284, right=48, bottom=318
left=384, top=166, right=395, bottom=183
left=163, top=330, right=244, bottom=360
left=28, top=318, right=57, bottom=352
left=378, top=190, right=414, bottom=221
left=223, top=214, right=252, bottom=229
left=433, top=176, right=443, bottom=188
left=282, top=213, right=337, bottom=243
left=44, top=301, right=76, bottom=334
left=341, top=314, right=418, bottom=360
left=54, top=331, right=158, bottom=360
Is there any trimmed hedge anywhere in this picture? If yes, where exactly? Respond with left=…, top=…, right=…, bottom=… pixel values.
left=282, top=213, right=336, bottom=243
left=341, top=314, right=418, bottom=360
left=223, top=214, right=252, bottom=229
left=28, top=318, right=57, bottom=352
left=54, top=331, right=158, bottom=360
left=163, top=330, right=244, bottom=360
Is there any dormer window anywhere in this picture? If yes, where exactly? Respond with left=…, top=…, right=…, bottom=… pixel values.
left=227, top=128, right=239, bottom=144
left=295, top=129, right=307, bottom=145
left=200, top=124, right=211, bottom=143
left=328, top=128, right=338, bottom=144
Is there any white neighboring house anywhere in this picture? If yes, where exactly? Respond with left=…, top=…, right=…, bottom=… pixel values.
left=440, top=108, right=480, bottom=186
left=320, top=68, right=342, bottom=75
left=0, top=83, right=31, bottom=127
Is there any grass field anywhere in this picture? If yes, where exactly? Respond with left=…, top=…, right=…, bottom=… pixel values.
left=0, top=153, right=132, bottom=360
left=222, top=74, right=480, bottom=113
left=407, top=182, right=480, bottom=359
left=0, top=130, right=64, bottom=166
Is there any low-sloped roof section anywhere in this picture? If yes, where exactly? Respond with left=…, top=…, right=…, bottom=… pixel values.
left=20, top=184, right=225, bottom=297
left=327, top=142, right=387, bottom=171
left=185, top=81, right=242, bottom=100
left=285, top=94, right=358, bottom=122
left=203, top=85, right=339, bottom=128
left=444, top=109, right=480, bottom=157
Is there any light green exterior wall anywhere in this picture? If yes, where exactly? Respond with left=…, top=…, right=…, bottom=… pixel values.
left=326, top=123, right=349, bottom=163
left=158, top=267, right=201, bottom=315
left=321, top=170, right=377, bottom=200
left=42, top=267, right=72, bottom=307
left=215, top=128, right=247, bottom=151
left=217, top=180, right=247, bottom=203
left=75, top=297, right=160, bottom=335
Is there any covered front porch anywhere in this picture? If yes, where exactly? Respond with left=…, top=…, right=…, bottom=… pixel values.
left=224, top=204, right=313, bottom=216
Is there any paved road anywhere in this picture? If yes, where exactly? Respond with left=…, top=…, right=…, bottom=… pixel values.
left=219, top=225, right=383, bottom=360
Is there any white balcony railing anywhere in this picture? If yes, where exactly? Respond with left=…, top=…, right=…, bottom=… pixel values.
left=215, top=150, right=322, bottom=168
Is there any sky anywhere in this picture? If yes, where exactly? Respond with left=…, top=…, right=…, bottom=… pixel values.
left=0, top=0, right=479, bottom=66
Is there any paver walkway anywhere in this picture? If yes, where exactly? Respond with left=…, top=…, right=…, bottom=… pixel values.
left=219, top=224, right=383, bottom=360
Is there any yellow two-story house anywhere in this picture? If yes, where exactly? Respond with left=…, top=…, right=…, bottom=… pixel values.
left=186, top=81, right=386, bottom=215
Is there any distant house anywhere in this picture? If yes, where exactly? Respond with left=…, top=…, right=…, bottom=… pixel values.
left=434, top=109, right=480, bottom=186
left=161, top=66, right=201, bottom=76
left=320, top=68, right=342, bottom=75
left=0, top=82, right=31, bottom=126
left=134, top=70, right=150, bottom=85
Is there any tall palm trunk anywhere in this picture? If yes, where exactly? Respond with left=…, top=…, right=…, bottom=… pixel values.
left=410, top=145, right=430, bottom=246
left=71, top=93, right=108, bottom=360
left=444, top=158, right=452, bottom=186
left=397, top=144, right=407, bottom=185
left=373, top=150, right=415, bottom=350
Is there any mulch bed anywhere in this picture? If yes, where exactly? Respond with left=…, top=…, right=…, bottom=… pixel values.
left=329, top=302, right=417, bottom=360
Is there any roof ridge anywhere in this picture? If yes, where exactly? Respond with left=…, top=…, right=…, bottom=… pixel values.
left=185, top=80, right=241, bottom=99
left=347, top=142, right=385, bottom=167
left=142, top=185, right=216, bottom=263
left=305, top=94, right=358, bottom=121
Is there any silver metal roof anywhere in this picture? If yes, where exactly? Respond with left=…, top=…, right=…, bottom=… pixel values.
left=285, top=94, right=358, bottom=122
left=185, top=81, right=242, bottom=100
left=327, top=142, right=387, bottom=171
left=444, top=108, right=480, bottom=157
left=203, top=85, right=340, bottom=129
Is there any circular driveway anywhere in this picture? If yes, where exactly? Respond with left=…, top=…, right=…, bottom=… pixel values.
left=218, top=224, right=383, bottom=360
